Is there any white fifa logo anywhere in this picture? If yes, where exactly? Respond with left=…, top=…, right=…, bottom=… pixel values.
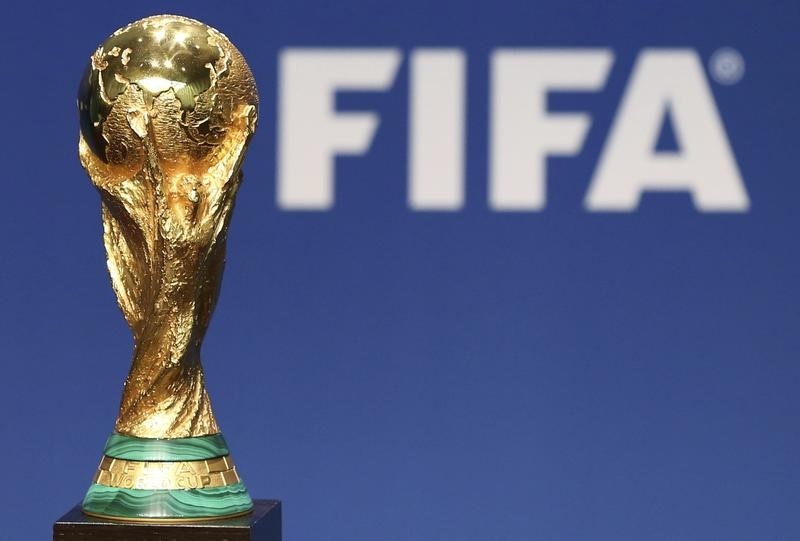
left=278, top=48, right=749, bottom=212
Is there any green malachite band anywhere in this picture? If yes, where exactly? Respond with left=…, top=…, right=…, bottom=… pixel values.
left=82, top=482, right=253, bottom=520
left=103, top=433, right=230, bottom=461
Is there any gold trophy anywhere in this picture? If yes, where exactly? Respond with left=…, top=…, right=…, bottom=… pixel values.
left=76, top=14, right=258, bottom=521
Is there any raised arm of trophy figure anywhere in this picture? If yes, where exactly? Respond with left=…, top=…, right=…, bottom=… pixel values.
left=78, top=86, right=255, bottom=340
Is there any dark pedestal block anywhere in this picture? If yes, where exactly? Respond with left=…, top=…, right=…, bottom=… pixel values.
left=53, top=499, right=281, bottom=541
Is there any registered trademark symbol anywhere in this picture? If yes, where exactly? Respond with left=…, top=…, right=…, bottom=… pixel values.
left=709, top=47, right=745, bottom=85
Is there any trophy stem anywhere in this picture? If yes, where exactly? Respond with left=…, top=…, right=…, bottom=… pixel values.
left=117, top=343, right=218, bottom=438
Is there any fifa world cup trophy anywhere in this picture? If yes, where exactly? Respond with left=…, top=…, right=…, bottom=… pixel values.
left=77, top=14, right=258, bottom=521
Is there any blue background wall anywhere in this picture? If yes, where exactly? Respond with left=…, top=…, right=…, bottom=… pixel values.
left=1, top=1, right=798, bottom=539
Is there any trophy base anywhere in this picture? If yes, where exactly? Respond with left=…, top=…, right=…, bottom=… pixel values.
left=54, top=499, right=281, bottom=540
left=82, top=432, right=254, bottom=520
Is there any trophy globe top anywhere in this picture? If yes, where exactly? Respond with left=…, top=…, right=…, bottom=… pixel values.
left=78, top=14, right=258, bottom=174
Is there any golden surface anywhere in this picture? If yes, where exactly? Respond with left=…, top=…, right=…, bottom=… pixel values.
left=78, top=15, right=258, bottom=438
left=92, top=455, right=241, bottom=490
